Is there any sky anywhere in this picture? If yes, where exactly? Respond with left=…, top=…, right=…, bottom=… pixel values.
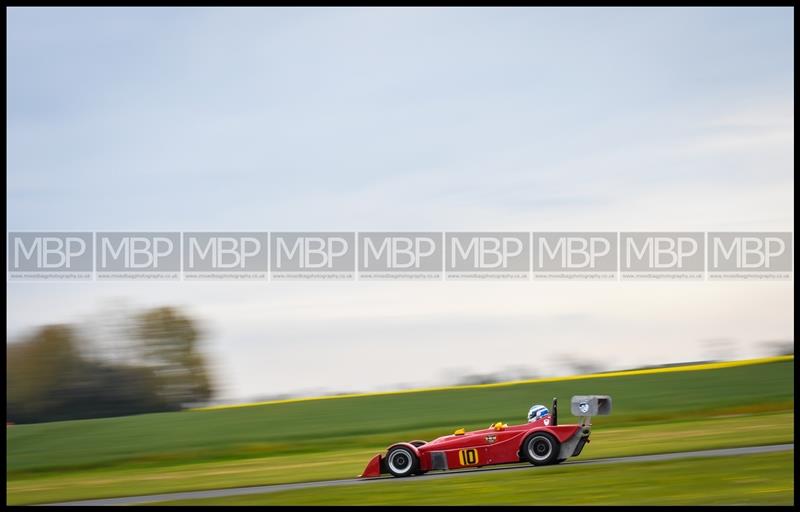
left=6, top=7, right=794, bottom=401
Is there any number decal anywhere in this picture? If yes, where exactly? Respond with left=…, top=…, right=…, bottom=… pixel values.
left=458, top=448, right=479, bottom=466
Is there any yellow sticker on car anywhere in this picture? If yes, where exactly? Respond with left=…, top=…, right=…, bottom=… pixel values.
left=458, top=448, right=479, bottom=466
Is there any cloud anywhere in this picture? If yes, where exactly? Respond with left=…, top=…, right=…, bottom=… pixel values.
left=6, top=8, right=794, bottom=399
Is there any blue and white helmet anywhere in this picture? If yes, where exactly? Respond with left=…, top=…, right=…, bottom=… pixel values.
left=527, top=404, right=550, bottom=422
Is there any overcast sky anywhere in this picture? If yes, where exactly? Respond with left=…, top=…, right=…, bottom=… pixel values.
left=7, top=7, right=794, bottom=401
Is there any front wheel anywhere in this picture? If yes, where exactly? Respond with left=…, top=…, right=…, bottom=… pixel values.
left=523, top=433, right=560, bottom=466
left=386, top=446, right=419, bottom=477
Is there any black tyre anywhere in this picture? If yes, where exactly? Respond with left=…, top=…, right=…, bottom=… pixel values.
left=409, top=443, right=428, bottom=475
left=523, top=433, right=560, bottom=466
left=386, top=446, right=419, bottom=477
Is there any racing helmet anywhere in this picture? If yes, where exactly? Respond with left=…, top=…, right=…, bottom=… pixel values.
left=527, top=404, right=549, bottom=422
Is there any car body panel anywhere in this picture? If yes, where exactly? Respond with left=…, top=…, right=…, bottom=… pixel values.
left=360, top=414, right=585, bottom=477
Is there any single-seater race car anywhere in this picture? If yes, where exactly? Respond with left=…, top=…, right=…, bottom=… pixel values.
left=361, top=395, right=611, bottom=478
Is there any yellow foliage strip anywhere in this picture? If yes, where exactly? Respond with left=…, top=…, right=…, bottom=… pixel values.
left=193, top=355, right=794, bottom=412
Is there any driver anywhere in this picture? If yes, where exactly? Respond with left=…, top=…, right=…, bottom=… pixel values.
left=527, top=404, right=549, bottom=423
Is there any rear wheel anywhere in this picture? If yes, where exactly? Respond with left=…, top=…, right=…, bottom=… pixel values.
left=523, top=433, right=560, bottom=466
left=386, top=446, right=419, bottom=477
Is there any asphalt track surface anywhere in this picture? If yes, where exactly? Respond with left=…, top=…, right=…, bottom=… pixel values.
left=44, top=443, right=793, bottom=506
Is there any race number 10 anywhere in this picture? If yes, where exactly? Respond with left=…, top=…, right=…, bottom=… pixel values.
left=458, top=448, right=479, bottom=466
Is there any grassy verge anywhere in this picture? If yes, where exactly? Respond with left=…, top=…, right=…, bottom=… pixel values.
left=8, top=412, right=793, bottom=505
left=7, top=359, right=794, bottom=475
left=6, top=358, right=794, bottom=505
left=156, top=451, right=795, bottom=506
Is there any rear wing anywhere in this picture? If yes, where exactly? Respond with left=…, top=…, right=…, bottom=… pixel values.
left=570, top=395, right=612, bottom=426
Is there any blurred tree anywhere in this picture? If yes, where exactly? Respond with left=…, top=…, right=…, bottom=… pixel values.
left=456, top=372, right=502, bottom=385
left=133, top=307, right=214, bottom=408
left=762, top=340, right=794, bottom=356
left=6, top=325, right=171, bottom=423
left=702, top=338, right=738, bottom=361
left=556, top=354, right=604, bottom=375
left=6, top=306, right=214, bottom=424
left=7, top=325, right=82, bottom=421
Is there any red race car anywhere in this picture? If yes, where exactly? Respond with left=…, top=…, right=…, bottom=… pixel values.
left=360, top=395, right=611, bottom=478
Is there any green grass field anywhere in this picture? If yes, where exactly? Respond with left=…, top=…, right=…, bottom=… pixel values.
left=6, top=358, right=795, bottom=505
left=156, top=452, right=794, bottom=506
left=7, top=413, right=794, bottom=505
